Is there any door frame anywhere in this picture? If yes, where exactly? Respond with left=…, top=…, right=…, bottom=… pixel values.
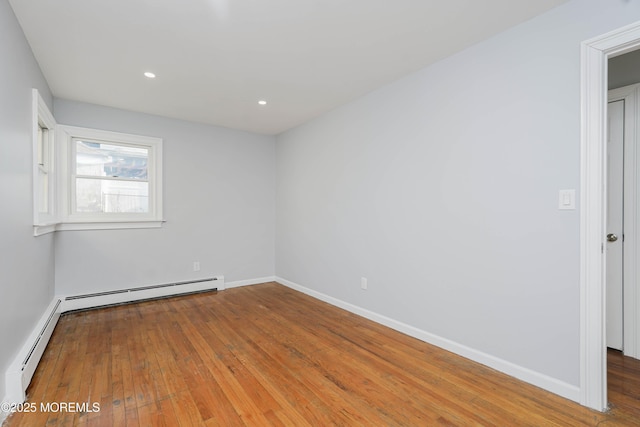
left=581, top=21, right=640, bottom=411
left=608, top=83, right=640, bottom=360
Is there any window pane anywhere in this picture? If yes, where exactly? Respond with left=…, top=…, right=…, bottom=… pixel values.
left=38, top=169, right=48, bottom=214
left=37, top=126, right=45, bottom=166
left=76, top=178, right=149, bottom=213
left=76, top=140, right=148, bottom=180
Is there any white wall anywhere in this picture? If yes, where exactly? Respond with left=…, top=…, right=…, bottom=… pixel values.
left=5, top=0, right=640, bottom=408
left=276, top=0, right=640, bottom=389
left=0, top=0, right=55, bottom=403
left=53, top=100, right=275, bottom=295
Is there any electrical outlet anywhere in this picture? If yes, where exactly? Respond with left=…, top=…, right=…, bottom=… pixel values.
left=193, top=261, right=200, bottom=272
left=361, top=277, right=368, bottom=290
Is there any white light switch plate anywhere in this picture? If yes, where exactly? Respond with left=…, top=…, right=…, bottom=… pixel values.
left=558, top=189, right=576, bottom=210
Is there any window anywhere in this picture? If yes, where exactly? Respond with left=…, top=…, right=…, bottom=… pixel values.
left=33, top=89, right=57, bottom=236
left=57, top=125, right=163, bottom=230
left=74, top=140, right=150, bottom=214
left=30, top=90, right=163, bottom=234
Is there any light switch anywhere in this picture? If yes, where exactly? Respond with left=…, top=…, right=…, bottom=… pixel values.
left=558, top=189, right=576, bottom=210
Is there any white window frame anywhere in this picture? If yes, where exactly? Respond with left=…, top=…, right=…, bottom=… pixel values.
left=57, top=125, right=163, bottom=231
left=33, top=89, right=58, bottom=236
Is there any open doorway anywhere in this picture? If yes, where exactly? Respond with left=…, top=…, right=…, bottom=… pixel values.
left=604, top=51, right=640, bottom=414
left=581, top=21, right=640, bottom=412
left=607, top=50, right=640, bottom=359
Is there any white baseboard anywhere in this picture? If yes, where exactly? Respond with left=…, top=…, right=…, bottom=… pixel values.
left=275, top=276, right=581, bottom=404
left=225, top=276, right=276, bottom=289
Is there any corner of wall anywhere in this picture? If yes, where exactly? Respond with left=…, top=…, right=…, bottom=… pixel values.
left=225, top=276, right=277, bottom=289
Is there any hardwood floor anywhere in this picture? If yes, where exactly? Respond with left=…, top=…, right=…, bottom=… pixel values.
left=4, top=282, right=639, bottom=426
left=608, top=347, right=640, bottom=423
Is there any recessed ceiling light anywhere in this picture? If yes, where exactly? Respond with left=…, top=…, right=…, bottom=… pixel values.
left=258, top=100, right=267, bottom=105
left=144, top=72, right=156, bottom=79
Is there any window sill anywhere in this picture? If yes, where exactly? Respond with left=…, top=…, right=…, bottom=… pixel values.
left=33, top=223, right=58, bottom=237
left=34, top=220, right=164, bottom=235
left=57, top=221, right=164, bottom=231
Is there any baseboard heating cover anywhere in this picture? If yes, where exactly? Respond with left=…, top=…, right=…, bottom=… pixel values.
left=4, top=298, right=62, bottom=406
left=60, top=276, right=223, bottom=312
left=3, top=276, right=224, bottom=412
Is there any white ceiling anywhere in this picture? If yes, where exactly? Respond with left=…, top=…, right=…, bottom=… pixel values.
left=9, top=0, right=568, bottom=135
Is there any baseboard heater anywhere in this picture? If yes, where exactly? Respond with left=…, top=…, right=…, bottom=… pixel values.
left=61, top=276, right=223, bottom=312
left=5, top=298, right=62, bottom=406
left=3, top=276, right=223, bottom=410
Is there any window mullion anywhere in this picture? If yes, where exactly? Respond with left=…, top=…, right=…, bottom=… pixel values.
left=75, top=175, right=149, bottom=183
